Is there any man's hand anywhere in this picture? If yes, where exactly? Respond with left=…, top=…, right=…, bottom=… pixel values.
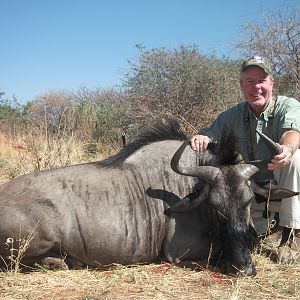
left=190, top=135, right=211, bottom=153
left=269, top=130, right=300, bottom=170
left=268, top=143, right=293, bottom=170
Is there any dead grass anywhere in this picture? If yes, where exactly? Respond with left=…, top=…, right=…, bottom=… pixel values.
left=0, top=131, right=119, bottom=181
left=0, top=253, right=299, bottom=300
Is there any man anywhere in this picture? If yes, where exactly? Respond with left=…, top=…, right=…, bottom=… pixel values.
left=190, top=56, right=300, bottom=263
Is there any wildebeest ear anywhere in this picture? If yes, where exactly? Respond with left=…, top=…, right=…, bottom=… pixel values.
left=251, top=181, right=299, bottom=200
left=145, top=187, right=181, bottom=207
left=164, top=184, right=210, bottom=214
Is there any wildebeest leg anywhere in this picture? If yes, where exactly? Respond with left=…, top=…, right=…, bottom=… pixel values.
left=42, top=257, right=68, bottom=269
left=0, top=253, right=67, bottom=272
left=19, top=252, right=68, bottom=270
left=23, top=251, right=87, bottom=270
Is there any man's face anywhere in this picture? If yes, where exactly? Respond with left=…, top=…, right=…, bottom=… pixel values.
left=240, top=66, right=274, bottom=115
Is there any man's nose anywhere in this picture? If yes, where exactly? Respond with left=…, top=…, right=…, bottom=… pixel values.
left=253, top=81, right=262, bottom=87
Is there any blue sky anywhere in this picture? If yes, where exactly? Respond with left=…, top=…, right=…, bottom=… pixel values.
left=0, top=0, right=298, bottom=103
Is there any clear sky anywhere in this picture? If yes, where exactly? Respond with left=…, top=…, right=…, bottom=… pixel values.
left=0, top=0, right=298, bottom=103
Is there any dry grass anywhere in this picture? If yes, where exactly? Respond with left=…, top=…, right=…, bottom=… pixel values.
left=0, top=252, right=300, bottom=300
left=0, top=131, right=119, bottom=182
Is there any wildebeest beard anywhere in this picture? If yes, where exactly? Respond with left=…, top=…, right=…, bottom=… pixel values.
left=205, top=200, right=258, bottom=253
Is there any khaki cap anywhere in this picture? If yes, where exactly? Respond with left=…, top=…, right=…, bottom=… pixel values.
left=241, top=56, right=273, bottom=76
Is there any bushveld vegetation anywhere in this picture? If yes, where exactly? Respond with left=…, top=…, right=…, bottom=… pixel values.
left=0, top=6, right=299, bottom=179
left=0, top=5, right=299, bottom=300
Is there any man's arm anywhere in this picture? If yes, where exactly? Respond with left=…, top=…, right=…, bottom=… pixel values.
left=268, top=130, right=300, bottom=170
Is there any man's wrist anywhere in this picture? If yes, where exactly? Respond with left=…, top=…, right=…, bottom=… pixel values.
left=283, top=143, right=294, bottom=155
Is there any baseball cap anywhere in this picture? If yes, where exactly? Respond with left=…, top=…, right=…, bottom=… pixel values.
left=241, top=56, right=273, bottom=76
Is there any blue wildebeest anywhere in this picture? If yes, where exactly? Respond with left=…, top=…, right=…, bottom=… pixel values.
left=0, top=119, right=297, bottom=275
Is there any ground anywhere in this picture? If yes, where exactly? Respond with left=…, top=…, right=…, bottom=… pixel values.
left=1, top=252, right=300, bottom=300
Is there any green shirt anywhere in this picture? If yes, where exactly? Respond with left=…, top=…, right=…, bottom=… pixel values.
left=201, top=95, right=300, bottom=181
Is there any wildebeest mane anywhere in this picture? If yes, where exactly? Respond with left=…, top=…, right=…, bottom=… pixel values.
left=98, top=118, right=188, bottom=168
left=214, top=129, right=243, bottom=166
left=98, top=118, right=242, bottom=168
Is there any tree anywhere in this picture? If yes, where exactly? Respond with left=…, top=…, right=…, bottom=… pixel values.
left=0, top=94, right=26, bottom=138
left=236, top=5, right=300, bottom=98
left=72, top=87, right=130, bottom=143
left=24, top=90, right=77, bottom=144
left=123, top=45, right=241, bottom=132
left=22, top=87, right=129, bottom=146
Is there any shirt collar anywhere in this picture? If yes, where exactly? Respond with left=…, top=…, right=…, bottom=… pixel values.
left=246, top=98, right=274, bottom=121
left=262, top=98, right=275, bottom=121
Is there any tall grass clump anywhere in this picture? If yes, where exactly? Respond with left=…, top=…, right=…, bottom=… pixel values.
left=1, top=229, right=35, bottom=274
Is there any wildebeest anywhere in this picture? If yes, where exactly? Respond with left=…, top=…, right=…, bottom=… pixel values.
left=0, top=118, right=297, bottom=275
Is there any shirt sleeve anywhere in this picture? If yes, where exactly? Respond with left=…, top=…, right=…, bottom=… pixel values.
left=276, top=96, right=300, bottom=139
left=200, top=110, right=234, bottom=142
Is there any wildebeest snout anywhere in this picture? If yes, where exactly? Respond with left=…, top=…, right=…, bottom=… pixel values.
left=223, top=260, right=256, bottom=276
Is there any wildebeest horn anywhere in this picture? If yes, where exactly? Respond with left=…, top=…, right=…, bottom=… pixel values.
left=233, top=164, right=259, bottom=180
left=255, top=130, right=282, bottom=156
left=171, top=141, right=219, bottom=183
left=246, top=131, right=283, bottom=169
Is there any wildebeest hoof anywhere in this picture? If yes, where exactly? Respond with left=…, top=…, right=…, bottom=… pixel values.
left=42, top=257, right=69, bottom=270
